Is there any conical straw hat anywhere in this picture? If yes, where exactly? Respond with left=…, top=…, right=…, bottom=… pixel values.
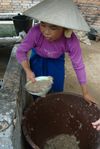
left=23, top=0, right=90, bottom=31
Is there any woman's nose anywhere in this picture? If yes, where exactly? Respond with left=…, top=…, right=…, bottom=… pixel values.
left=44, top=27, right=50, bottom=35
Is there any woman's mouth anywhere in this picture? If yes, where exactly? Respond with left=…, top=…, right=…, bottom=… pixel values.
left=46, top=37, right=52, bottom=41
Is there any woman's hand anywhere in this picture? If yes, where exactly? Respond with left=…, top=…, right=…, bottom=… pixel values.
left=81, top=84, right=96, bottom=105
left=92, top=119, right=100, bottom=131
left=83, top=92, right=96, bottom=105
left=26, top=69, right=36, bottom=83
left=21, top=60, right=36, bottom=83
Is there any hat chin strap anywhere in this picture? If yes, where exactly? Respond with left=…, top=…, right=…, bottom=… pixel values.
left=64, top=29, right=73, bottom=38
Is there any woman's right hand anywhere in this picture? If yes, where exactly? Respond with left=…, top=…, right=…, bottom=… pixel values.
left=21, top=60, right=36, bottom=83
left=26, top=69, right=36, bottom=83
left=92, top=119, right=100, bottom=131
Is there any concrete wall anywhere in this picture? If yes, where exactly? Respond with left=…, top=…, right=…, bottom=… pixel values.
left=0, top=44, right=33, bottom=149
left=0, top=0, right=100, bottom=29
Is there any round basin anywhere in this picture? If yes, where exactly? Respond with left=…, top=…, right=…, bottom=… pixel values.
left=22, top=93, right=100, bottom=149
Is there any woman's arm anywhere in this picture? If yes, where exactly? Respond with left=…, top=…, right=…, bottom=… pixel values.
left=16, top=25, right=39, bottom=64
left=21, top=60, right=35, bottom=82
left=16, top=25, right=40, bottom=82
left=67, top=33, right=95, bottom=104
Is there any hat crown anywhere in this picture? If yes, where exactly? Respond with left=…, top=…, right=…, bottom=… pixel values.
left=23, top=0, right=90, bottom=31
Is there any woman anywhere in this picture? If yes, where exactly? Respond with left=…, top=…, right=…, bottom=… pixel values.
left=16, top=0, right=95, bottom=104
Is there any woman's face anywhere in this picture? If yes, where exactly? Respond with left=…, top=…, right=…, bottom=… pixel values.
left=40, top=22, right=64, bottom=42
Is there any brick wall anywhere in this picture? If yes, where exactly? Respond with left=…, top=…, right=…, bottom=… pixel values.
left=74, top=0, right=100, bottom=29
left=0, top=0, right=42, bottom=13
left=0, top=0, right=100, bottom=29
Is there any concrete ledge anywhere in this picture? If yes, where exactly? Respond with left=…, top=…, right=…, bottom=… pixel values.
left=0, top=13, right=20, bottom=20
left=0, top=44, right=31, bottom=149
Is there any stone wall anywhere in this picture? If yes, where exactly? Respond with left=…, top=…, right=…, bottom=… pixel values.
left=0, top=0, right=42, bottom=13
left=74, top=0, right=100, bottom=29
left=0, top=44, right=33, bottom=149
left=0, top=0, right=100, bottom=29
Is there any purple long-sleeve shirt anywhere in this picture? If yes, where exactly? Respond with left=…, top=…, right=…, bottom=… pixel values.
left=16, top=24, right=87, bottom=84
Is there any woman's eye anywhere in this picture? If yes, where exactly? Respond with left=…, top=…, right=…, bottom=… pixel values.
left=50, top=26, right=60, bottom=30
left=51, top=27, right=57, bottom=30
left=41, top=24, right=46, bottom=27
left=40, top=22, right=46, bottom=27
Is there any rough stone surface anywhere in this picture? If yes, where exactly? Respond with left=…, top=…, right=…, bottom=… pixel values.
left=0, top=44, right=30, bottom=149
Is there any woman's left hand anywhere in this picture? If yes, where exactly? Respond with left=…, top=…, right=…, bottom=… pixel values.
left=81, top=84, right=96, bottom=105
left=83, top=92, right=96, bottom=105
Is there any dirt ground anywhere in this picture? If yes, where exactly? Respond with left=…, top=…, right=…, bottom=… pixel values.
left=64, top=40, right=100, bottom=106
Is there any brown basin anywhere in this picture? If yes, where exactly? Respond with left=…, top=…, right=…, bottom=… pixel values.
left=22, top=93, right=100, bottom=149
